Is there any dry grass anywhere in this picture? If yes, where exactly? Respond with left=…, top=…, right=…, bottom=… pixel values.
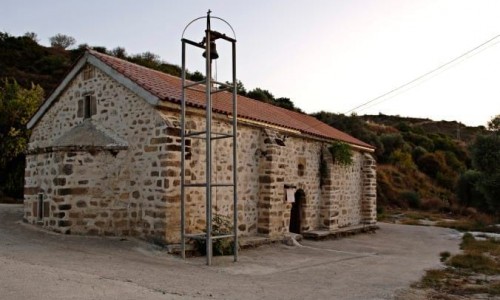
left=417, top=269, right=449, bottom=289
left=448, top=253, right=498, bottom=274
left=400, top=219, right=421, bottom=226
left=381, top=209, right=451, bottom=226
left=414, top=233, right=500, bottom=298
left=377, top=164, right=452, bottom=210
left=436, top=217, right=500, bottom=233
left=382, top=208, right=500, bottom=234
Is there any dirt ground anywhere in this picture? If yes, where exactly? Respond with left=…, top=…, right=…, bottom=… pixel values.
left=0, top=204, right=461, bottom=299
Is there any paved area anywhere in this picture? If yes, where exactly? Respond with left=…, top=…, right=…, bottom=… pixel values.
left=0, top=204, right=460, bottom=299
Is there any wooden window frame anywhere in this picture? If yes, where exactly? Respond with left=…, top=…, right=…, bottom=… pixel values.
left=83, top=95, right=96, bottom=119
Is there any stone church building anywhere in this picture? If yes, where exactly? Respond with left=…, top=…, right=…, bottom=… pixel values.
left=24, top=50, right=376, bottom=244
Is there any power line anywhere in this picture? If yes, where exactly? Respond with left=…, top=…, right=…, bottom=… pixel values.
left=345, top=34, right=500, bottom=114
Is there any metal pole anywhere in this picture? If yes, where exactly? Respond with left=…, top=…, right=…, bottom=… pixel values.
left=180, top=41, right=186, bottom=260
left=232, top=40, right=238, bottom=262
left=205, top=11, right=213, bottom=266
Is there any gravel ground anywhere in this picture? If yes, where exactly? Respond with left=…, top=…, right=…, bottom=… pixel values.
left=0, top=204, right=460, bottom=299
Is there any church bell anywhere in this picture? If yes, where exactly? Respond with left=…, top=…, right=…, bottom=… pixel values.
left=202, top=41, right=219, bottom=60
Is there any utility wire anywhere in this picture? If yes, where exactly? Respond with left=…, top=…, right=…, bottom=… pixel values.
left=356, top=36, right=499, bottom=114
left=345, top=34, right=500, bottom=114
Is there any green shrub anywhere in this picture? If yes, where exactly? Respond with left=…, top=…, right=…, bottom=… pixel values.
left=379, top=133, right=405, bottom=163
left=447, top=253, right=498, bottom=274
left=400, top=190, right=421, bottom=209
left=412, top=146, right=428, bottom=161
left=444, top=151, right=465, bottom=173
left=395, top=121, right=411, bottom=132
left=403, top=132, right=435, bottom=151
left=456, top=170, right=488, bottom=211
left=390, top=149, right=415, bottom=170
left=440, top=251, right=451, bottom=262
left=417, top=152, right=445, bottom=178
left=436, top=171, right=456, bottom=190
left=328, top=141, right=353, bottom=166
left=196, top=214, right=236, bottom=256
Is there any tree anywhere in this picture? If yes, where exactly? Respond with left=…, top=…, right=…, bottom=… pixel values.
left=468, top=115, right=500, bottom=214
left=456, top=170, right=487, bottom=210
left=23, top=32, right=39, bottom=43
left=49, top=33, right=76, bottom=49
left=487, top=114, right=500, bottom=133
left=0, top=79, right=44, bottom=197
left=246, top=88, right=274, bottom=103
left=129, top=51, right=162, bottom=69
left=110, top=47, right=127, bottom=58
left=274, top=97, right=295, bottom=110
left=225, top=80, right=246, bottom=96
left=471, top=134, right=500, bottom=175
left=190, top=71, right=205, bottom=82
left=0, top=32, right=8, bottom=42
left=91, top=46, right=108, bottom=54
left=139, top=51, right=160, bottom=64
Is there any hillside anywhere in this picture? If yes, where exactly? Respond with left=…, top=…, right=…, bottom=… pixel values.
left=0, top=32, right=207, bottom=95
left=361, top=114, right=486, bottom=142
left=0, top=32, right=78, bottom=94
left=1, top=32, right=495, bottom=216
left=313, top=112, right=495, bottom=213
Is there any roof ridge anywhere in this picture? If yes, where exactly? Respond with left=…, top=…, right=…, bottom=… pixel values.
left=88, top=49, right=196, bottom=83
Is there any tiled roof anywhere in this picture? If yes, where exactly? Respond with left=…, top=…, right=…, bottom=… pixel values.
left=89, top=50, right=373, bottom=149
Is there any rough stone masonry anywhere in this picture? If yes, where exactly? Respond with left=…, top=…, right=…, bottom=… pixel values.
left=24, top=52, right=377, bottom=244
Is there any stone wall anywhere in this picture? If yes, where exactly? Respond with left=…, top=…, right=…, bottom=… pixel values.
left=24, top=150, right=131, bottom=235
left=333, top=152, right=363, bottom=228
left=25, top=63, right=377, bottom=243
left=255, top=129, right=323, bottom=236
left=25, top=65, right=172, bottom=241
left=361, top=153, right=377, bottom=224
left=158, top=110, right=261, bottom=241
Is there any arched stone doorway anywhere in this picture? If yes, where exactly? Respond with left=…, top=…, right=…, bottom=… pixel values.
left=289, top=189, right=305, bottom=234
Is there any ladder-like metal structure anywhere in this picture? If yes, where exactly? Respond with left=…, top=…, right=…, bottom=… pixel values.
left=180, top=11, right=238, bottom=266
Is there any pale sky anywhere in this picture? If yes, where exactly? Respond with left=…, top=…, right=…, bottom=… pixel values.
left=2, top=0, right=499, bottom=126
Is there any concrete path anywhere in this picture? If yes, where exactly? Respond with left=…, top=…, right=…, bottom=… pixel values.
left=0, top=204, right=460, bottom=299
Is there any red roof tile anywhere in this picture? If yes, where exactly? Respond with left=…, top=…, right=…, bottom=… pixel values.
left=90, top=50, right=373, bottom=149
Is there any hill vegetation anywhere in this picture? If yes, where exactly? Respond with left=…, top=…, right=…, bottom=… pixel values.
left=314, top=112, right=499, bottom=216
left=0, top=31, right=498, bottom=219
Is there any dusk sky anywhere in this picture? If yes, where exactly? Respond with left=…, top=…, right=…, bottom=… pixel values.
left=2, top=0, right=499, bottom=126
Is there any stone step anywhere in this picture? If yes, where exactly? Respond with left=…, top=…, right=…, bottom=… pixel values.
left=303, top=224, right=379, bottom=240
left=302, top=230, right=330, bottom=239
